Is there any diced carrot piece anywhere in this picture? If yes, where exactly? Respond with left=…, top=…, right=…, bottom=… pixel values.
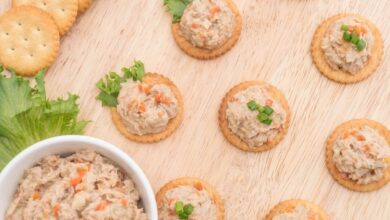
left=210, top=6, right=221, bottom=14
left=144, top=86, right=151, bottom=95
left=137, top=102, right=146, bottom=113
left=194, top=182, right=203, bottom=190
left=96, top=200, right=108, bottom=211
left=32, top=191, right=40, bottom=200
left=265, top=99, right=273, bottom=106
left=77, top=167, right=87, bottom=178
left=53, top=204, right=60, bottom=217
left=70, top=177, right=82, bottom=187
left=127, top=100, right=138, bottom=110
left=192, top=23, right=199, bottom=29
left=121, top=199, right=128, bottom=207
left=355, top=134, right=366, bottom=141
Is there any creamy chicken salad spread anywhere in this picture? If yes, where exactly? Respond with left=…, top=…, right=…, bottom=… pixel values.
left=333, top=126, right=390, bottom=185
left=159, top=185, right=217, bottom=220
left=226, top=86, right=286, bottom=148
left=272, top=205, right=318, bottom=220
left=6, top=150, right=147, bottom=220
left=321, top=16, right=373, bottom=74
left=117, top=80, right=178, bottom=135
left=179, top=0, right=235, bottom=50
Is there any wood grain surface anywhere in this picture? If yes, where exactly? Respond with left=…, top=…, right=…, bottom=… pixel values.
left=1, top=0, right=390, bottom=219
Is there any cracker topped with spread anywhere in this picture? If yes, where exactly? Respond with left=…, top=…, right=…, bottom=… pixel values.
left=219, top=81, right=290, bottom=152
left=311, top=14, right=384, bottom=83
left=156, top=177, right=224, bottom=220
left=164, top=0, right=242, bottom=59
left=0, top=6, right=60, bottom=76
left=13, top=0, right=79, bottom=35
left=326, top=119, right=390, bottom=192
left=265, top=199, right=329, bottom=220
left=96, top=60, right=184, bottom=143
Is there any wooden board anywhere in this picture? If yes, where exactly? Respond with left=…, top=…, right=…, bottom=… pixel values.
left=1, top=0, right=390, bottom=219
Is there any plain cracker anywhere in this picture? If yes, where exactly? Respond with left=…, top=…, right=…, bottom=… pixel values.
left=218, top=81, right=291, bottom=152
left=156, top=177, right=224, bottom=220
left=112, top=73, right=184, bottom=143
left=325, top=119, right=390, bottom=192
left=265, top=199, right=329, bottom=220
left=78, top=0, right=92, bottom=13
left=311, top=13, right=384, bottom=84
left=171, top=0, right=242, bottom=59
left=13, top=0, right=78, bottom=35
left=0, top=6, right=60, bottom=76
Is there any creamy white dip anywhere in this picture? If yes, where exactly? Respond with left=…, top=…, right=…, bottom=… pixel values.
left=272, top=205, right=310, bottom=220
left=6, top=150, right=147, bottom=220
left=179, top=0, right=235, bottom=50
left=117, top=80, right=178, bottom=135
left=321, top=16, right=374, bottom=74
left=226, top=86, right=287, bottom=148
left=159, top=185, right=217, bottom=220
left=333, top=126, right=390, bottom=184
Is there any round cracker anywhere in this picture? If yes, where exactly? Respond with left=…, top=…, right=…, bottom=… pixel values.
left=218, top=81, right=291, bottom=152
left=172, top=0, right=242, bottom=59
left=265, top=199, right=329, bottom=220
left=78, top=0, right=92, bottom=13
left=311, top=13, right=384, bottom=84
left=156, top=177, right=224, bottom=220
left=0, top=6, right=60, bottom=76
left=326, top=119, right=390, bottom=192
left=112, top=73, right=184, bottom=143
left=13, top=0, right=79, bottom=35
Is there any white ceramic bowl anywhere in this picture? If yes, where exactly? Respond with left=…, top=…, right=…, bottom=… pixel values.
left=0, top=135, right=158, bottom=220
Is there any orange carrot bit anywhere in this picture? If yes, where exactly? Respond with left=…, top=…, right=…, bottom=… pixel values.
left=127, top=100, right=138, bottom=110
left=31, top=191, right=40, bottom=200
left=210, top=6, right=221, bottom=14
left=265, top=99, right=273, bottom=106
left=362, top=144, right=371, bottom=154
left=121, top=199, right=128, bottom=207
left=77, top=167, right=88, bottom=178
left=53, top=204, right=60, bottom=217
left=137, top=102, right=146, bottom=113
left=154, top=92, right=163, bottom=103
left=96, top=200, right=108, bottom=211
left=194, top=182, right=203, bottom=191
left=70, top=176, right=82, bottom=187
left=144, top=86, right=151, bottom=95
left=355, top=134, right=366, bottom=141
left=191, top=23, right=199, bottom=29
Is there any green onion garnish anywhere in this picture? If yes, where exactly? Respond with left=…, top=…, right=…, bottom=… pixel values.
left=247, top=100, right=274, bottom=125
left=263, top=118, right=273, bottom=125
left=343, top=31, right=352, bottom=42
left=175, top=201, right=194, bottom=220
left=257, top=112, right=269, bottom=122
left=340, top=24, right=349, bottom=31
left=263, top=106, right=274, bottom=115
left=247, top=100, right=258, bottom=111
left=351, top=35, right=359, bottom=44
left=356, top=39, right=366, bottom=51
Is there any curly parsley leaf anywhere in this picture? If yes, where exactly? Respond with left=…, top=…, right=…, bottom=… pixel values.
left=96, top=60, right=145, bottom=107
left=0, top=67, right=88, bottom=170
left=163, top=0, right=192, bottom=22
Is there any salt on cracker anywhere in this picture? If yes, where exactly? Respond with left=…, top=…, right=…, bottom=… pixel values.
left=0, top=6, right=60, bottom=76
left=218, top=81, right=291, bottom=152
left=171, top=0, right=242, bottom=59
left=265, top=199, right=329, bottom=220
left=111, top=73, right=184, bottom=143
left=13, top=0, right=78, bottom=35
left=78, top=0, right=92, bottom=13
left=156, top=177, right=224, bottom=220
left=326, top=119, right=390, bottom=192
left=311, top=13, right=384, bottom=84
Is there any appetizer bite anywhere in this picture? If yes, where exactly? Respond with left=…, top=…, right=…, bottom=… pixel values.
left=219, top=81, right=290, bottom=152
left=6, top=150, right=147, bottom=220
left=164, top=0, right=242, bottom=59
left=311, top=14, right=383, bottom=83
left=265, top=199, right=328, bottom=220
left=326, top=119, right=390, bottom=192
left=156, top=177, right=224, bottom=220
left=96, top=60, right=184, bottom=143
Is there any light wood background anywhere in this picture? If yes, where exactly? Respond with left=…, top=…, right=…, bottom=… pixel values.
left=1, top=0, right=390, bottom=219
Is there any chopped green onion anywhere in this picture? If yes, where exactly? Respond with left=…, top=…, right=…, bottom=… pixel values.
left=175, top=201, right=184, bottom=214
left=343, top=31, right=352, bottom=42
left=247, top=100, right=258, bottom=111
left=263, top=106, right=274, bottom=115
left=356, top=39, right=366, bottom=51
left=183, top=204, right=194, bottom=216
left=263, top=118, right=273, bottom=125
left=175, top=201, right=194, bottom=220
left=258, top=112, right=269, bottom=122
left=350, top=35, right=359, bottom=44
left=340, top=24, right=349, bottom=31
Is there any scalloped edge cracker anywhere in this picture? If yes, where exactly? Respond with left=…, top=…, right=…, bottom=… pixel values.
left=265, top=199, right=329, bottom=220
left=78, top=0, right=92, bottom=13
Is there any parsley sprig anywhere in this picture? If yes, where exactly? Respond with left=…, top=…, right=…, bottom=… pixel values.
left=247, top=100, right=274, bottom=125
left=175, top=201, right=194, bottom=219
left=163, top=0, right=193, bottom=22
left=96, top=60, right=145, bottom=107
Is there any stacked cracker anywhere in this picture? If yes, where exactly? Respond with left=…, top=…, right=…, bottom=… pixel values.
left=0, top=0, right=94, bottom=76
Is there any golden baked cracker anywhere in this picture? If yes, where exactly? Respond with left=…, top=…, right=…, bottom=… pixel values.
left=0, top=6, right=60, bottom=76
left=326, top=119, right=390, bottom=192
left=265, top=199, right=329, bottom=220
left=218, top=81, right=291, bottom=152
left=311, top=13, right=384, bottom=84
left=156, top=177, right=224, bottom=220
left=78, top=0, right=92, bottom=13
left=171, top=0, right=242, bottom=59
left=112, top=73, right=184, bottom=143
left=13, top=0, right=78, bottom=35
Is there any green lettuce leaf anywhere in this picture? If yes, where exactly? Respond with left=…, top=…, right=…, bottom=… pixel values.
left=163, top=0, right=192, bottom=22
left=96, top=60, right=145, bottom=107
left=0, top=66, right=88, bottom=170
